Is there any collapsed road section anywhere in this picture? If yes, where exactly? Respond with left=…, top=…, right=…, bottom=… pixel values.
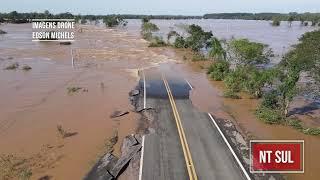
left=84, top=69, right=282, bottom=180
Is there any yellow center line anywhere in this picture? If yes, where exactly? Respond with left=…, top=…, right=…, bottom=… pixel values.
left=162, top=74, right=198, bottom=180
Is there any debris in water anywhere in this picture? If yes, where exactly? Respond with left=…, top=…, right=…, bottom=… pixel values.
left=110, top=110, right=129, bottom=118
left=67, top=87, right=88, bottom=94
left=0, top=29, right=7, bottom=34
left=129, top=89, right=140, bottom=96
left=59, top=42, right=72, bottom=45
left=136, top=107, right=153, bottom=112
left=38, top=175, right=53, bottom=180
left=56, top=125, right=78, bottom=138
left=22, top=65, right=32, bottom=71
left=4, top=62, right=19, bottom=70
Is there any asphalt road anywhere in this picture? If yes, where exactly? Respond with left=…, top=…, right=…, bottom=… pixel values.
left=139, top=71, right=250, bottom=180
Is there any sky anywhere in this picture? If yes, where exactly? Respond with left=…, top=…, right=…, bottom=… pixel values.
left=1, top=0, right=320, bottom=15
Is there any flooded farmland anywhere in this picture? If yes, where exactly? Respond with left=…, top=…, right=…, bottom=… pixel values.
left=0, top=20, right=319, bottom=180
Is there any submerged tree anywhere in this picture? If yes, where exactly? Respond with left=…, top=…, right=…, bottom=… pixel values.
left=103, top=15, right=127, bottom=27
left=272, top=17, right=281, bottom=26
left=140, top=21, right=159, bottom=40
left=288, top=16, right=294, bottom=27
left=277, top=30, right=320, bottom=117
left=185, top=24, right=213, bottom=52
left=173, top=36, right=187, bottom=48
left=207, top=37, right=226, bottom=60
left=167, top=30, right=179, bottom=43
left=227, top=38, right=273, bottom=67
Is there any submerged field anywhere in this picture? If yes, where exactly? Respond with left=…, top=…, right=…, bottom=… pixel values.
left=0, top=20, right=319, bottom=179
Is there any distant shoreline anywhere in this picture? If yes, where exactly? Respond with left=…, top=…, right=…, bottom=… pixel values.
left=1, top=11, right=320, bottom=22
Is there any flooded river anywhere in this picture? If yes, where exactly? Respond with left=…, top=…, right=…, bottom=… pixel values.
left=127, top=19, right=318, bottom=64
left=0, top=21, right=319, bottom=180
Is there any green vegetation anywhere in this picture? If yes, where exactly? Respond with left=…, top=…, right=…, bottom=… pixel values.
left=223, top=67, right=247, bottom=96
left=140, top=19, right=167, bottom=47
left=141, top=19, right=159, bottom=40
left=208, top=37, right=226, bottom=60
left=272, top=17, right=281, bottom=26
left=288, top=16, right=294, bottom=26
left=191, top=53, right=206, bottom=61
left=204, top=38, right=275, bottom=98
left=184, top=24, right=213, bottom=52
left=256, top=106, right=283, bottom=124
left=277, top=30, right=320, bottom=117
left=168, top=24, right=220, bottom=61
left=207, top=60, right=230, bottom=81
left=1, top=11, right=320, bottom=26
left=173, top=36, right=187, bottom=48
left=167, top=30, right=179, bottom=43
left=288, top=118, right=304, bottom=131
left=182, top=25, right=319, bottom=135
left=203, top=12, right=320, bottom=24
left=223, top=90, right=241, bottom=99
left=227, top=39, right=272, bottom=67
left=103, top=15, right=127, bottom=27
left=167, top=24, right=226, bottom=62
left=261, top=90, right=279, bottom=109
left=148, top=36, right=166, bottom=47
left=254, top=30, right=320, bottom=135
left=303, top=128, right=320, bottom=136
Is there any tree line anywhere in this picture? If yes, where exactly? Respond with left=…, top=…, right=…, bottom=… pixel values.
left=204, top=12, right=320, bottom=22
left=1, top=11, right=320, bottom=25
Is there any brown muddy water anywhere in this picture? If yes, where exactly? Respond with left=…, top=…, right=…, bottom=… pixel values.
left=0, top=22, right=319, bottom=180
left=0, top=23, right=174, bottom=179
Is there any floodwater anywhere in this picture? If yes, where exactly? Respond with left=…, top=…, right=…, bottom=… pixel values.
left=127, top=19, right=319, bottom=64
left=0, top=20, right=319, bottom=180
left=0, top=23, right=174, bottom=179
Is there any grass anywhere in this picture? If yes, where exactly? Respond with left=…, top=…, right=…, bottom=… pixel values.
left=255, top=106, right=283, bottom=124
left=287, top=118, right=304, bottom=131
left=191, top=53, right=207, bottom=61
left=4, top=63, right=19, bottom=70
left=223, top=90, right=241, bottom=99
left=303, top=127, right=320, bottom=136
left=256, top=107, right=320, bottom=136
